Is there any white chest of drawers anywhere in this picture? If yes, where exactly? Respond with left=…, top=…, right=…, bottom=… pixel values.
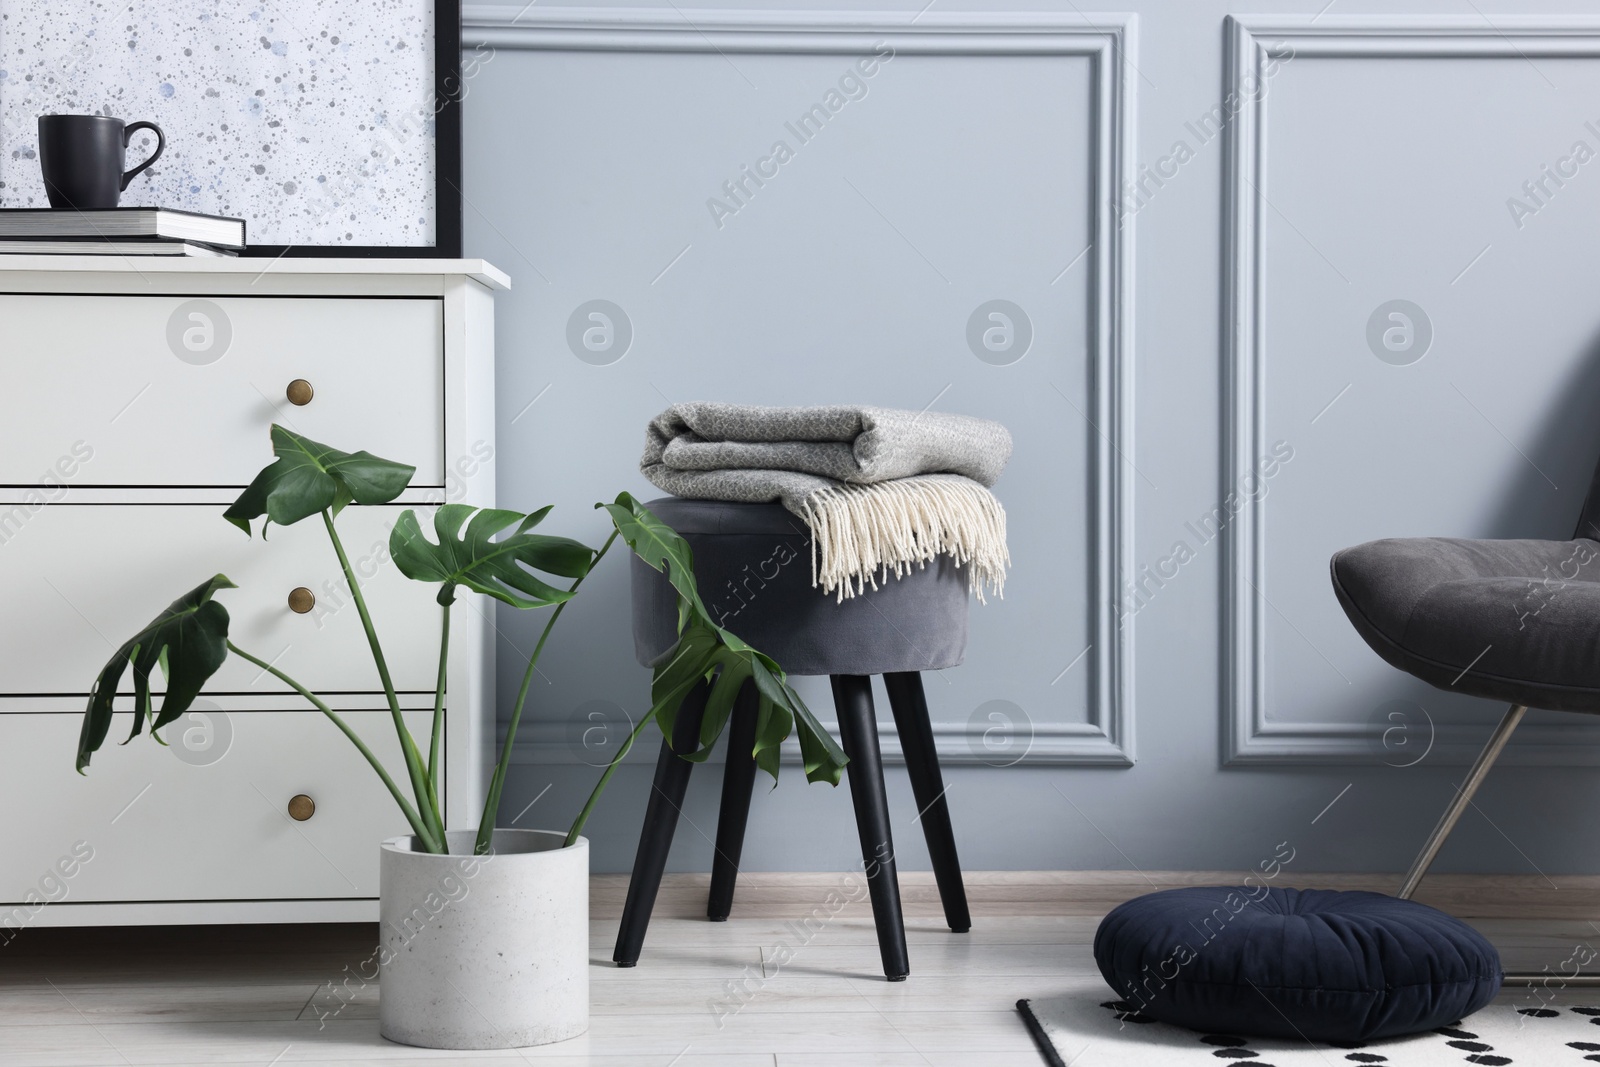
left=0, top=257, right=505, bottom=927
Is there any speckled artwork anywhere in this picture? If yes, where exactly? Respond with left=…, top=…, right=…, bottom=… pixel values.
left=0, top=0, right=437, bottom=247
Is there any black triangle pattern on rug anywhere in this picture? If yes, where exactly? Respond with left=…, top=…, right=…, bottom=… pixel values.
left=1013, top=996, right=1600, bottom=1065
left=1567, top=1001, right=1600, bottom=1062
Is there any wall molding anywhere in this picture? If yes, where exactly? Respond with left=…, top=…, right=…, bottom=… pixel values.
left=508, top=716, right=1127, bottom=769
left=463, top=7, right=1137, bottom=54
left=469, top=7, right=1138, bottom=767
left=1223, top=16, right=1600, bottom=765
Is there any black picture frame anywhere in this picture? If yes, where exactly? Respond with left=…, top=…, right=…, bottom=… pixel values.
left=241, top=0, right=462, bottom=259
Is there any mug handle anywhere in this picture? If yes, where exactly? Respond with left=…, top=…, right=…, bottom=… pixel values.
left=120, top=121, right=165, bottom=191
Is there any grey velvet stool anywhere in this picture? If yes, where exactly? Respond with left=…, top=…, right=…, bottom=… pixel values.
left=614, top=497, right=972, bottom=981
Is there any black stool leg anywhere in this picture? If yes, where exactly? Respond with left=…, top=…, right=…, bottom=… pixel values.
left=883, top=671, right=971, bottom=933
left=613, top=680, right=710, bottom=967
left=831, top=674, right=910, bottom=981
left=708, top=680, right=760, bottom=921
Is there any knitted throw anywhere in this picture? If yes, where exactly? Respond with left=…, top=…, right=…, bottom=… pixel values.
left=641, top=403, right=1012, bottom=601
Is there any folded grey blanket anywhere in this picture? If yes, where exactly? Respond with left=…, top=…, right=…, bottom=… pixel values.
left=641, top=403, right=1012, bottom=601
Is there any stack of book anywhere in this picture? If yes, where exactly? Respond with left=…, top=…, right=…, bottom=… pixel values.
left=0, top=208, right=246, bottom=257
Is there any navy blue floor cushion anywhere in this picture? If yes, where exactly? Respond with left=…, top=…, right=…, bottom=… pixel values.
left=1094, top=886, right=1503, bottom=1043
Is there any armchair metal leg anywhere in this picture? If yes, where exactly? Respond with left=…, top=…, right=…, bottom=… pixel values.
left=1392, top=703, right=1600, bottom=985
left=1396, top=703, right=1526, bottom=900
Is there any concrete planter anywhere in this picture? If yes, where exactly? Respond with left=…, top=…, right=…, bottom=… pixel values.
left=378, top=829, right=588, bottom=1049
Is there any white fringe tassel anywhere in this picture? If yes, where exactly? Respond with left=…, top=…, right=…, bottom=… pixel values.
left=797, top=480, right=1010, bottom=603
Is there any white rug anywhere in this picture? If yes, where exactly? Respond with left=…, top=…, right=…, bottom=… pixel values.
left=1018, top=983, right=1600, bottom=1066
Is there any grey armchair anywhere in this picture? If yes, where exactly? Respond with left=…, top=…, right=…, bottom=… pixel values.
left=1331, top=480, right=1600, bottom=909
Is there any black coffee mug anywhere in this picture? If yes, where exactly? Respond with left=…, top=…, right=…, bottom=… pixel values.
left=37, top=115, right=165, bottom=210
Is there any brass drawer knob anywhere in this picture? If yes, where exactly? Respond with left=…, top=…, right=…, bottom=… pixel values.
left=286, top=379, right=315, bottom=406
left=287, top=587, right=316, bottom=614
left=287, top=794, right=316, bottom=822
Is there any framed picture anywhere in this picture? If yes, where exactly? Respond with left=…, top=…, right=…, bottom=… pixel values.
left=0, top=0, right=463, bottom=257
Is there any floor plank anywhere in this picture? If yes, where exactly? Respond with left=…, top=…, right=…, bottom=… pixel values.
left=7, top=875, right=1600, bottom=1065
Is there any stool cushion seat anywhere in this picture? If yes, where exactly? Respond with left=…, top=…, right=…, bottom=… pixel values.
left=1331, top=536, right=1600, bottom=711
left=631, top=497, right=970, bottom=676
left=1094, top=886, right=1502, bottom=1042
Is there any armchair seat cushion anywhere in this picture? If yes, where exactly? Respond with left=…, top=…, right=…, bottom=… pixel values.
left=1331, top=537, right=1600, bottom=711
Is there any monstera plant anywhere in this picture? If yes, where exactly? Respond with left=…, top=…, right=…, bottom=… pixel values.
left=76, top=425, right=847, bottom=855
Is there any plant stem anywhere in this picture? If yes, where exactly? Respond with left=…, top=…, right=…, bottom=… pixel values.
left=565, top=703, right=657, bottom=847
left=428, top=602, right=450, bottom=791
left=226, top=640, right=442, bottom=853
left=321, top=510, right=445, bottom=846
left=475, top=529, right=618, bottom=855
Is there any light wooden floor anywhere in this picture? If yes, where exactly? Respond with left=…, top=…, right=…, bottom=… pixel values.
left=4, top=873, right=1599, bottom=1067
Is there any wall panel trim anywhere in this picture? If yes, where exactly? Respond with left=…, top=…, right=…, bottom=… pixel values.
left=1223, top=15, right=1600, bottom=765
left=466, top=7, right=1138, bottom=766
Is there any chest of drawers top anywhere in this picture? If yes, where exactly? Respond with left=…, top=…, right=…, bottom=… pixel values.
left=0, top=256, right=509, bottom=294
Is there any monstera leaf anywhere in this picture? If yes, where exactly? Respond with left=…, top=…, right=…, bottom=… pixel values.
left=224, top=425, right=414, bottom=534
left=599, top=492, right=708, bottom=633
left=599, top=492, right=848, bottom=787
left=389, top=504, right=598, bottom=607
left=77, top=575, right=236, bottom=773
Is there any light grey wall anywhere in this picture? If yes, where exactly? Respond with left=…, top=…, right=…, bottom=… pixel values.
left=462, top=0, right=1600, bottom=878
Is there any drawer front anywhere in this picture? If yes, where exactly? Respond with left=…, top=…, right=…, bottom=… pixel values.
left=0, top=294, right=443, bottom=486
left=0, top=710, right=433, bottom=902
left=0, top=505, right=441, bottom=697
